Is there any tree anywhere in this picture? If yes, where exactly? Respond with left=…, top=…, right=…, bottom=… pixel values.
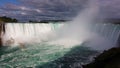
left=0, top=16, right=18, bottom=22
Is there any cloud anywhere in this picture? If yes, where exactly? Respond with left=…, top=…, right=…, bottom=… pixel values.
left=0, top=0, right=87, bottom=21
left=0, top=0, right=120, bottom=21
left=100, top=0, right=120, bottom=18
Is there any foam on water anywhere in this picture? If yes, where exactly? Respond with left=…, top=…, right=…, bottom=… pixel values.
left=0, top=43, right=98, bottom=68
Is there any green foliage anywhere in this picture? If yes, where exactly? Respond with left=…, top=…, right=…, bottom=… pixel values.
left=0, top=16, right=18, bottom=22
left=29, top=20, right=68, bottom=23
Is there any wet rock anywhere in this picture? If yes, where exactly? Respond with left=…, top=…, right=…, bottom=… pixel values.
left=0, top=23, right=5, bottom=47
left=83, top=47, right=120, bottom=68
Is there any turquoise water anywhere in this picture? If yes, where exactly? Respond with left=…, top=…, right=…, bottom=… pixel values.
left=0, top=43, right=98, bottom=68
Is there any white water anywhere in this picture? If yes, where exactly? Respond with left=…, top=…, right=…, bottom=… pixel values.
left=3, top=23, right=63, bottom=46
left=92, top=23, right=120, bottom=45
left=2, top=23, right=120, bottom=50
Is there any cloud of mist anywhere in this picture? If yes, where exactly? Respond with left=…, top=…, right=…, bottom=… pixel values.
left=48, top=0, right=115, bottom=50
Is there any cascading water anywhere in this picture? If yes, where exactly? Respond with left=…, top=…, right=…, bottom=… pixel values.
left=3, top=23, right=63, bottom=46
left=2, top=22, right=120, bottom=49
left=91, top=23, right=120, bottom=45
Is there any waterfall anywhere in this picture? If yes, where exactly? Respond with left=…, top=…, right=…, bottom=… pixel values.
left=3, top=23, right=63, bottom=45
left=91, top=23, right=120, bottom=45
left=2, top=23, right=120, bottom=47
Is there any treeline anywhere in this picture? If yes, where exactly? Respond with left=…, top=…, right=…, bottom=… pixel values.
left=104, top=19, right=120, bottom=24
left=0, top=16, right=18, bottom=22
left=29, top=20, right=68, bottom=23
left=0, top=16, right=69, bottom=23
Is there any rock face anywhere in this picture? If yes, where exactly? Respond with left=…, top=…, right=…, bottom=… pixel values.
left=0, top=23, right=5, bottom=47
left=83, top=47, right=120, bottom=68
left=0, top=38, right=2, bottom=47
left=0, top=24, right=2, bottom=46
left=117, top=35, right=120, bottom=47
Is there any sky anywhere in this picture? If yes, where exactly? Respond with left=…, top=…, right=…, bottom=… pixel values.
left=0, top=0, right=20, bottom=6
left=0, top=0, right=120, bottom=22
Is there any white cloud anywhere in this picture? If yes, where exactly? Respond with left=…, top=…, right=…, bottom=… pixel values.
left=34, top=9, right=42, bottom=13
left=21, top=12, right=27, bottom=15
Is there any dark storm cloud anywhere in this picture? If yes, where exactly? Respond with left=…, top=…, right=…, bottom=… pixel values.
left=0, top=0, right=120, bottom=21
left=19, top=0, right=87, bottom=20
left=0, top=0, right=87, bottom=21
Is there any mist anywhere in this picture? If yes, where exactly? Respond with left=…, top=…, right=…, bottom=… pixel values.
left=48, top=0, right=115, bottom=50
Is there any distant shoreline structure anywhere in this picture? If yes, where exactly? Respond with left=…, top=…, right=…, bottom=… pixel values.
left=0, top=16, right=120, bottom=24
left=104, top=19, right=120, bottom=24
